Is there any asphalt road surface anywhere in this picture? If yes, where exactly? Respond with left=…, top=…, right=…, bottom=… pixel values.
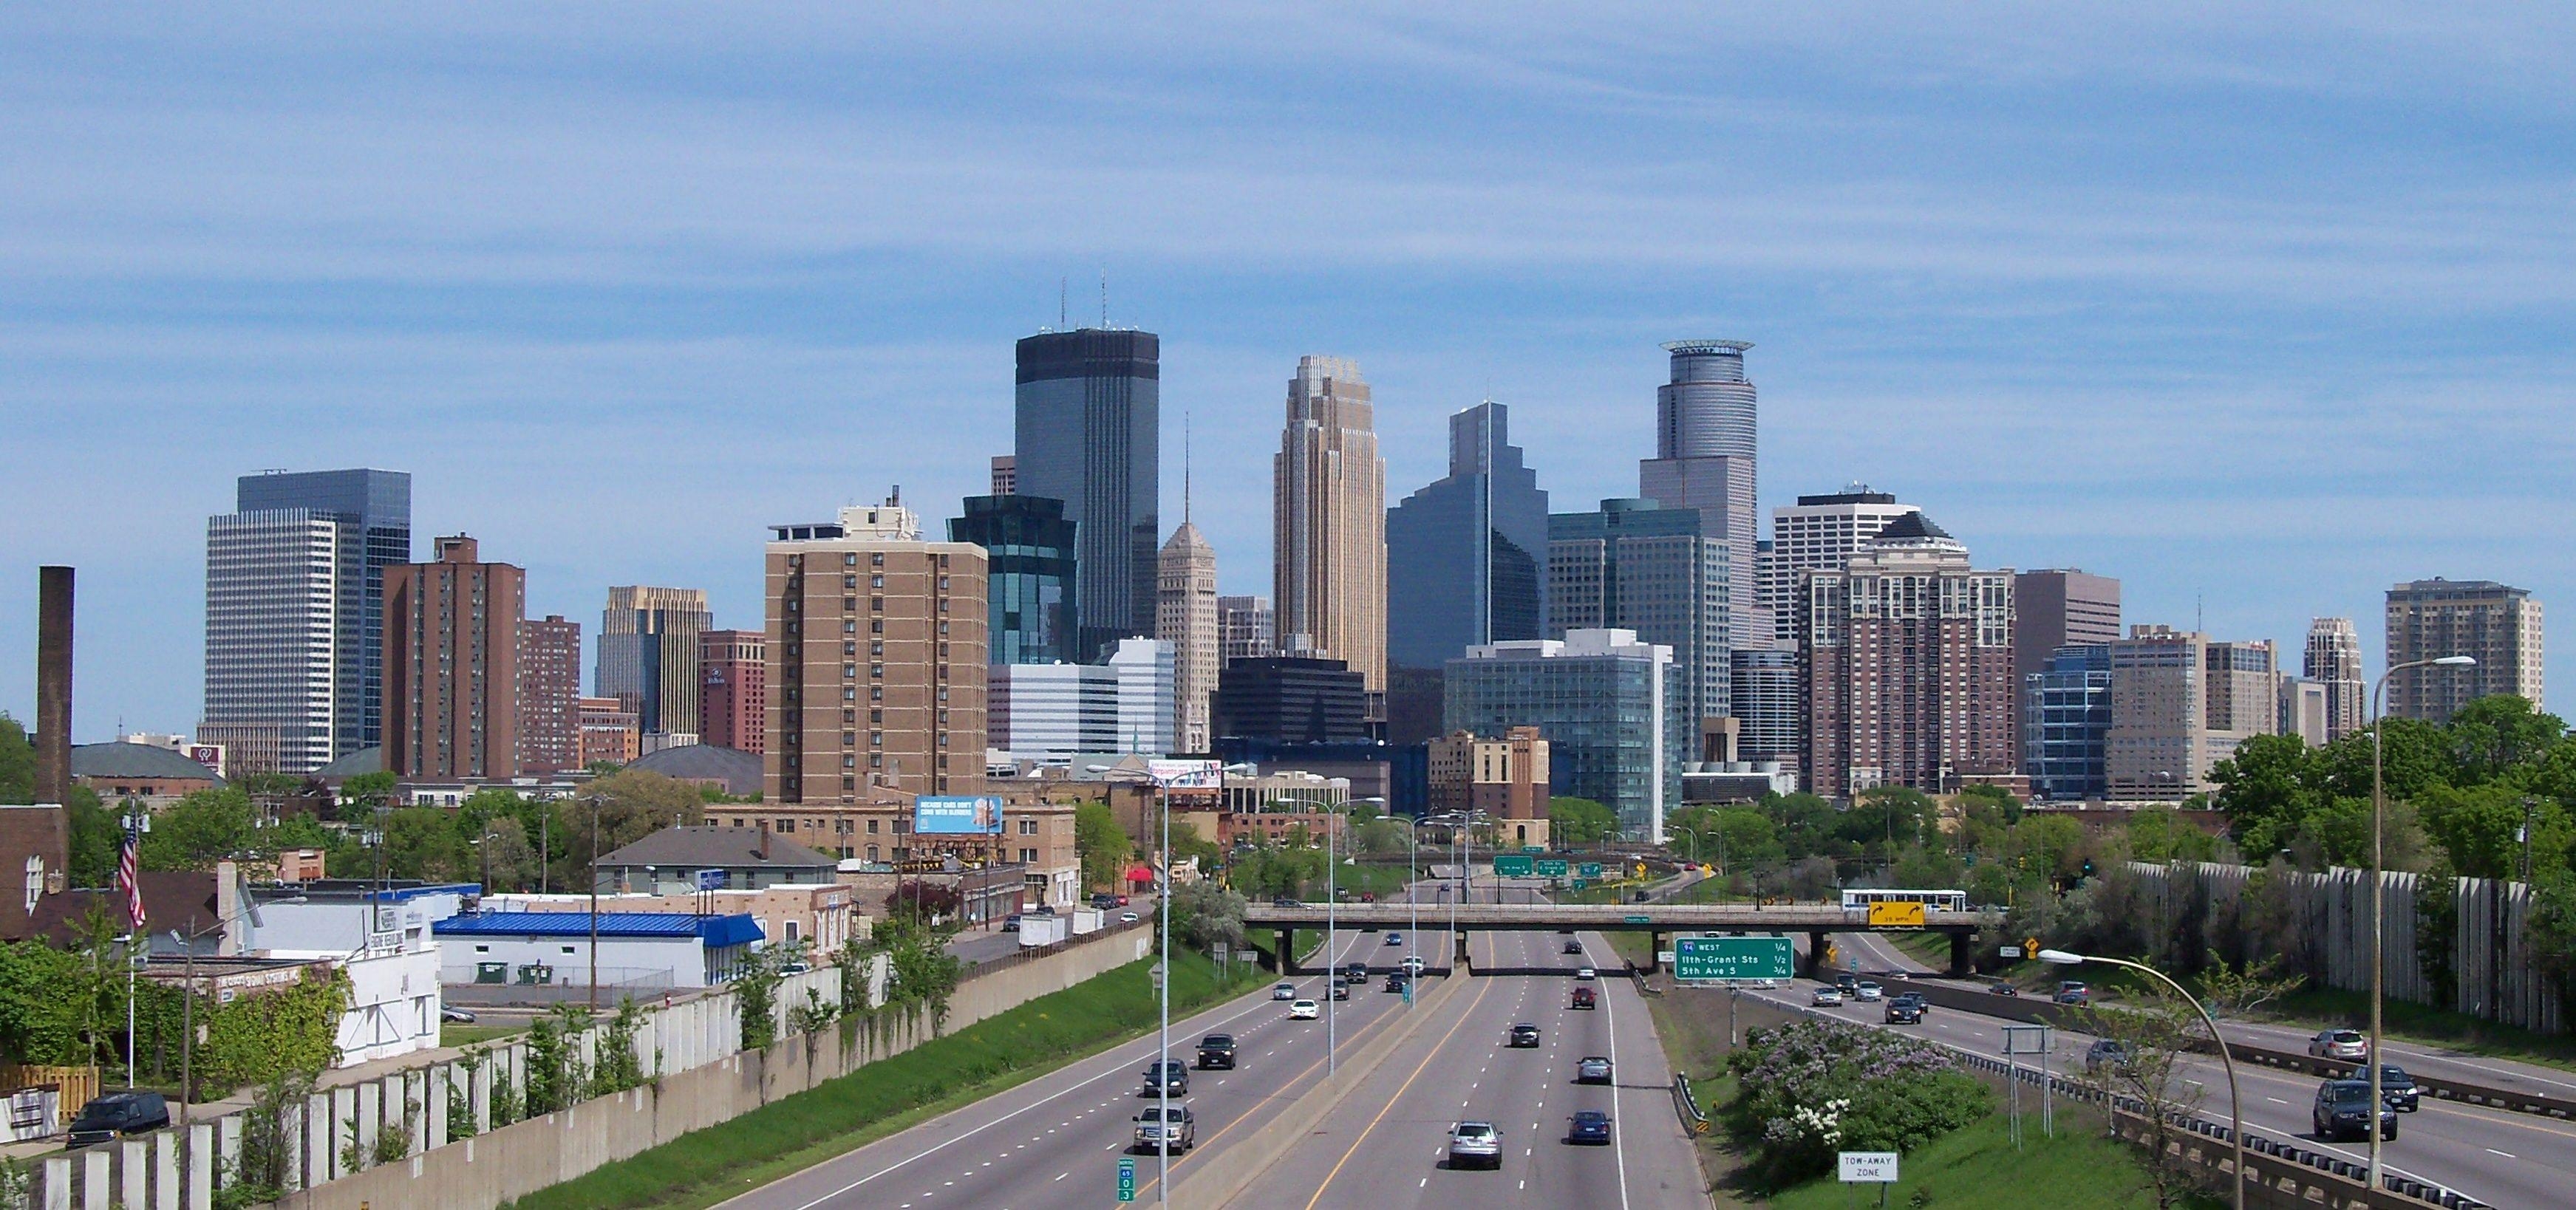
left=1792, top=931, right=2575, bottom=1209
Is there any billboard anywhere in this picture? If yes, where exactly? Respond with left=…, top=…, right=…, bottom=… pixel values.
left=184, top=744, right=225, bottom=777
left=913, top=796, right=1004, bottom=835
left=1145, top=759, right=1224, bottom=790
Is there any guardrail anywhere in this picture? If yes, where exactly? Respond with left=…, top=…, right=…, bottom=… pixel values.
left=1671, top=1073, right=1712, bottom=1136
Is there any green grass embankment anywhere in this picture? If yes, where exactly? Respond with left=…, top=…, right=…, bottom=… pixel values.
left=506, top=949, right=1253, bottom=1210
left=1766, top=1113, right=2218, bottom=1209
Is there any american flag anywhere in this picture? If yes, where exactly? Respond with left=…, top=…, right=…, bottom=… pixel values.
left=117, top=819, right=146, bottom=933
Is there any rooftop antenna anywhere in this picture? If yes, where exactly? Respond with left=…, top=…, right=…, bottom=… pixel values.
left=1183, top=409, right=1193, bottom=526
left=1100, top=270, right=1108, bottom=328
left=2196, top=590, right=2204, bottom=635
left=1059, top=277, right=1067, bottom=330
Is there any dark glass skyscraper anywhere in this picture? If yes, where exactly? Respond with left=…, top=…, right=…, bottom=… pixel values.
left=1639, top=340, right=1761, bottom=648
left=950, top=494, right=1080, bottom=665
left=1015, top=329, right=1158, bottom=662
left=1386, top=400, right=1549, bottom=671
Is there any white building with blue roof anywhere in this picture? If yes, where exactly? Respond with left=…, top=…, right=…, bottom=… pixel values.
left=434, top=912, right=763, bottom=989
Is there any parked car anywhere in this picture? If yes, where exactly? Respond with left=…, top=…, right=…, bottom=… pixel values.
left=1117, top=895, right=1130, bottom=907
left=1091, top=892, right=1119, bottom=910
left=1142, top=1059, right=1188, bottom=1097
left=2083, top=1039, right=2131, bottom=1076
left=1448, top=1121, right=1503, bottom=1169
left=2312, top=1079, right=2398, bottom=1141
left=2053, top=980, right=2091, bottom=1006
left=1853, top=981, right=1883, bottom=1002
left=1289, top=999, right=1321, bottom=1020
left=1566, top=1110, right=1614, bottom=1145
left=1811, top=986, right=1845, bottom=1007
left=1134, top=1104, right=1196, bottom=1153
left=65, top=1093, right=169, bottom=1149
left=1272, top=981, right=1299, bottom=1001
left=2373, top=1066, right=2420, bottom=1112
left=2307, top=1029, right=2369, bottom=1062
left=440, top=1006, right=478, bottom=1024
left=1003, top=914, right=1023, bottom=930
left=1574, top=1056, right=1614, bottom=1084
left=1571, top=986, right=1598, bottom=1009
left=1507, top=1022, right=1541, bottom=1048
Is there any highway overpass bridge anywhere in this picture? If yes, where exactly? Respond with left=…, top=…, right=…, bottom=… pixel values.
left=1243, top=902, right=2003, bottom=977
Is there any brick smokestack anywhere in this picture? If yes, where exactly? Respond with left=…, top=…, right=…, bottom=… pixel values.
left=35, top=566, right=72, bottom=804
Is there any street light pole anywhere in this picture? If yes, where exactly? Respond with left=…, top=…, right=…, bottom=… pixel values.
left=2368, top=654, right=2473, bottom=1190
left=2041, top=949, right=2243, bottom=1210
left=1158, top=777, right=1171, bottom=1204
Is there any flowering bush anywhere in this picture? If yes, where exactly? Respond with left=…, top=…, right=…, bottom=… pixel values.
left=1723, top=1018, right=1991, bottom=1189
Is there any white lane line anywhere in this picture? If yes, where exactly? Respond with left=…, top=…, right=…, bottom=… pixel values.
left=2487, top=1148, right=2517, bottom=1159
left=2266, top=1097, right=2289, bottom=1105
left=1595, top=932, right=1634, bottom=1210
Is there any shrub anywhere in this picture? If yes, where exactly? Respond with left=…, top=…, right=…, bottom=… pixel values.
left=1723, top=1019, right=1990, bottom=1190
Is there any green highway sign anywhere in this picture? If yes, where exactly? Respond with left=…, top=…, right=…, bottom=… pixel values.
left=1522, top=844, right=1546, bottom=855
left=1674, top=935, right=1795, bottom=982
left=1492, top=854, right=1535, bottom=877
left=1570, top=878, right=1587, bottom=891
left=1118, top=1157, right=1137, bottom=1202
left=1536, top=858, right=1570, bottom=878
left=1578, top=862, right=1603, bottom=879
left=1623, top=914, right=1652, bottom=924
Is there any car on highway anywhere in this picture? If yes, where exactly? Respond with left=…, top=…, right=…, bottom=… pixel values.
left=2082, top=1039, right=2131, bottom=1076
left=2053, top=980, right=2091, bottom=1005
left=2307, top=1029, right=2368, bottom=1062
left=1272, top=981, right=1299, bottom=1000
left=1385, top=972, right=1411, bottom=992
left=2373, top=1066, right=2420, bottom=1112
left=1854, top=980, right=1883, bottom=1002
left=1811, top=986, right=1844, bottom=1007
left=1196, top=1033, right=1237, bottom=1070
left=1448, top=1121, right=1502, bottom=1169
left=1288, top=999, right=1321, bottom=1020
left=1989, top=981, right=2020, bottom=997
left=1330, top=981, right=1350, bottom=1000
left=1561, top=938, right=1584, bottom=954
left=1884, top=996, right=1924, bottom=1025
left=1272, top=897, right=1303, bottom=907
left=1142, top=1059, right=1188, bottom=1097
left=1384, top=931, right=1404, bottom=946
left=1574, top=1056, right=1614, bottom=1084
left=1574, top=965, right=1597, bottom=980
left=1400, top=955, right=1428, bottom=974
left=1571, top=985, right=1598, bottom=1009
left=2312, top=1079, right=2398, bottom=1141
left=1507, top=1022, right=1541, bottom=1047
left=1092, top=892, right=1119, bottom=910
left=1134, top=1104, right=1195, bottom=1152
left=65, top=1093, right=168, bottom=1149
left=1565, top=1110, right=1613, bottom=1146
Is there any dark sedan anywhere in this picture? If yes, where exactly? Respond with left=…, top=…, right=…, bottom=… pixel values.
left=1566, top=1110, right=1613, bottom=1145
left=2312, top=1079, right=2398, bottom=1141
left=2372, top=1066, right=2420, bottom=1112
left=1507, top=1023, right=1541, bottom=1048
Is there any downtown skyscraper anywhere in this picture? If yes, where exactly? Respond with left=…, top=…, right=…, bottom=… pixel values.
left=1156, top=518, right=1219, bottom=753
left=2385, top=579, right=2545, bottom=721
left=1015, top=328, right=1159, bottom=662
left=1640, top=341, right=1763, bottom=647
left=202, top=468, right=411, bottom=773
left=2303, top=617, right=2367, bottom=742
left=1386, top=400, right=1549, bottom=672
left=597, top=586, right=712, bottom=738
left=1274, top=355, right=1386, bottom=694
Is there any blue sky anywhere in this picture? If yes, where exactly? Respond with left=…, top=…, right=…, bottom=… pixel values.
left=2, top=4, right=2571, bottom=739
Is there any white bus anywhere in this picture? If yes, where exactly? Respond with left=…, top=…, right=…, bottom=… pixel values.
left=1840, top=889, right=1967, bottom=913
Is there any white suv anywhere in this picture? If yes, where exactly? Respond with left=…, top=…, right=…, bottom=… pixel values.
left=1447, top=1121, right=1502, bottom=1170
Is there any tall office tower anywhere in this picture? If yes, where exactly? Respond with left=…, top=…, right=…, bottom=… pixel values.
left=989, top=637, right=1176, bottom=758
left=1729, top=646, right=1802, bottom=770
left=384, top=536, right=524, bottom=779
left=1546, top=499, right=1731, bottom=734
left=2386, top=580, right=2544, bottom=721
left=989, top=456, right=1017, bottom=496
left=1156, top=520, right=1219, bottom=751
left=1219, top=596, right=1275, bottom=662
left=1640, top=341, right=1763, bottom=647
left=202, top=468, right=411, bottom=772
left=949, top=494, right=1079, bottom=665
left=1445, top=629, right=1682, bottom=839
left=2278, top=674, right=2330, bottom=747
left=596, top=587, right=712, bottom=738
left=2024, top=644, right=2112, bottom=801
left=1275, top=355, right=1387, bottom=694
left=1213, top=656, right=1371, bottom=745
left=2302, top=618, right=2367, bottom=742
left=2012, top=570, right=2122, bottom=760
left=1799, top=513, right=2015, bottom=799
left=764, top=498, right=987, bottom=803
left=1386, top=400, right=1550, bottom=674
left=1768, top=484, right=1924, bottom=640
left=1015, top=328, right=1159, bottom=660
left=2105, top=626, right=2278, bottom=801
left=698, top=629, right=767, bottom=753
left=517, top=615, right=583, bottom=775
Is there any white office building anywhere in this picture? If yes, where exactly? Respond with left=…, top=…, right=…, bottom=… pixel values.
left=989, top=638, right=1176, bottom=761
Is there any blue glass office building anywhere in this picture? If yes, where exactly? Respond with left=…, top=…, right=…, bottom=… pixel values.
left=1442, top=629, right=1683, bottom=839
left=1547, top=499, right=1731, bottom=733
left=1386, top=401, right=1549, bottom=671
left=950, top=495, right=1079, bottom=665
left=2025, top=643, right=2112, bottom=801
left=1014, top=329, right=1157, bottom=661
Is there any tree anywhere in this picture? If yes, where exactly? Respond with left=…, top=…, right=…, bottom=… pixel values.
left=883, top=880, right=961, bottom=922
left=1547, top=796, right=1617, bottom=845
left=1840, top=787, right=1936, bottom=855
left=471, top=816, right=542, bottom=892
left=2125, top=807, right=2220, bottom=864
left=2197, top=954, right=2304, bottom=1019
left=554, top=770, right=706, bottom=888
left=1074, top=801, right=1133, bottom=893
left=336, top=771, right=398, bottom=823
left=2441, top=695, right=2566, bottom=786
left=1170, top=881, right=1248, bottom=951
left=382, top=807, right=473, bottom=881
left=2074, top=994, right=2213, bottom=1210
left=2209, top=733, right=2323, bottom=857
left=64, top=788, right=120, bottom=889
left=0, top=713, right=33, bottom=804
left=1762, top=792, right=1839, bottom=859
left=2317, top=717, right=2447, bottom=803
left=1889, top=844, right=1963, bottom=891
left=1703, top=807, right=1785, bottom=870
left=2419, top=783, right=2570, bottom=881
left=140, top=788, right=264, bottom=870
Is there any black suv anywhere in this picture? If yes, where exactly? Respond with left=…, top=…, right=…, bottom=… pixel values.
left=67, top=1093, right=169, bottom=1149
left=2312, top=1079, right=2398, bottom=1141
left=1507, top=1022, right=1541, bottom=1047
left=1196, top=1034, right=1237, bottom=1070
left=1884, top=994, right=1925, bottom=1025
left=1142, top=1059, right=1189, bottom=1097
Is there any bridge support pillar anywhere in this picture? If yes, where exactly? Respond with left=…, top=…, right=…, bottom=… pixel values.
left=1646, top=931, right=1662, bottom=974
left=1276, top=929, right=1295, bottom=975
left=1805, top=932, right=1830, bottom=981
left=1947, top=930, right=1972, bottom=977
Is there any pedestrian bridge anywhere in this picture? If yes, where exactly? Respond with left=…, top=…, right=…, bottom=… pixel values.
left=1242, top=901, right=2003, bottom=977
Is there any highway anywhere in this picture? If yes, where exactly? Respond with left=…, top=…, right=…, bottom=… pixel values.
left=714, top=880, right=1490, bottom=1210
left=1788, top=931, right=2576, bottom=1209
left=1223, top=890, right=1709, bottom=1210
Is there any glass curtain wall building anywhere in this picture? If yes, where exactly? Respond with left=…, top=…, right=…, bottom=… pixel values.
left=950, top=494, right=1080, bottom=666
left=1443, top=629, right=1682, bottom=840
left=1547, top=499, right=1731, bottom=734
left=1014, top=329, right=1159, bottom=662
left=2024, top=644, right=2111, bottom=801
left=1386, top=400, right=1550, bottom=671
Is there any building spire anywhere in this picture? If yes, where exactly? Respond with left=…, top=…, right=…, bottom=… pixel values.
left=1183, top=409, right=1193, bottom=526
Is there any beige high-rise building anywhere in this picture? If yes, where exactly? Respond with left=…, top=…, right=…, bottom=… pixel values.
left=2303, top=617, right=2367, bottom=742
left=1273, top=355, right=1386, bottom=692
left=2385, top=579, right=2543, bottom=722
left=2105, top=625, right=2277, bottom=801
left=764, top=496, right=987, bottom=804
left=1156, top=520, right=1219, bottom=752
left=599, top=585, right=712, bottom=738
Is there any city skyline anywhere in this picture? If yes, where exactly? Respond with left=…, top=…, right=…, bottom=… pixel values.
left=4, top=9, right=2573, bottom=736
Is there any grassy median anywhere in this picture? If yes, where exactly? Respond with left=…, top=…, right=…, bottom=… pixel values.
left=505, top=949, right=1254, bottom=1210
